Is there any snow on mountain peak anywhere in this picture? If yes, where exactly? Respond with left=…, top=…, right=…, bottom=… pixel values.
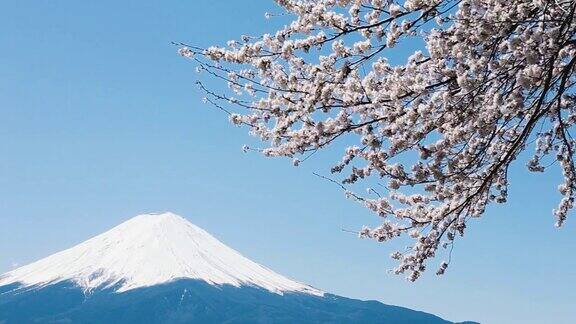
left=0, top=212, right=323, bottom=295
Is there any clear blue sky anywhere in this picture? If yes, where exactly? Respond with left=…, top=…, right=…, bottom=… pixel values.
left=0, top=1, right=574, bottom=323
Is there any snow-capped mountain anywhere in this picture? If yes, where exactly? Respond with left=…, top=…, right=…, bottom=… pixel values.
left=0, top=212, right=475, bottom=324
left=0, top=212, right=320, bottom=295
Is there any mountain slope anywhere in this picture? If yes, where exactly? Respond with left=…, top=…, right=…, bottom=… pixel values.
left=0, top=212, right=475, bottom=324
left=0, top=212, right=320, bottom=295
left=0, top=279, right=459, bottom=324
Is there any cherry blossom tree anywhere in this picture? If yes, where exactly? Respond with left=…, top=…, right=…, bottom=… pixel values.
left=178, top=0, right=576, bottom=280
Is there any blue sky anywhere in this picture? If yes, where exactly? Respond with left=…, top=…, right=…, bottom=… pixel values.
left=0, top=1, right=574, bottom=323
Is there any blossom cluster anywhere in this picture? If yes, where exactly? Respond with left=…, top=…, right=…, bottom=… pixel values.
left=181, top=0, right=576, bottom=280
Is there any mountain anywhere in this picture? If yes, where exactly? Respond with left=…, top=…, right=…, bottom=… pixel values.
left=0, top=212, right=475, bottom=323
left=0, top=212, right=320, bottom=296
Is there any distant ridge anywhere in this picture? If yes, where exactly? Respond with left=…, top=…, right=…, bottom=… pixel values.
left=0, top=212, right=476, bottom=324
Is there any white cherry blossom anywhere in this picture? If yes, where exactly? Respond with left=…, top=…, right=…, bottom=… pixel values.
left=180, top=0, right=576, bottom=280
